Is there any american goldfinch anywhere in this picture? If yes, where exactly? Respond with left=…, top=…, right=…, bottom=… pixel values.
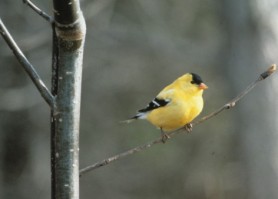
left=126, top=73, right=208, bottom=141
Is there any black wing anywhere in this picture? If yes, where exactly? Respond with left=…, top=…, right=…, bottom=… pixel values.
left=138, top=97, right=170, bottom=113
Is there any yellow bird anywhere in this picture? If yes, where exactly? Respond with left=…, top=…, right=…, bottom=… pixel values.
left=126, top=73, right=208, bottom=142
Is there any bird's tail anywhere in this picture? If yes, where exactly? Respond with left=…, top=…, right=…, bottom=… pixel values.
left=120, top=112, right=146, bottom=124
left=120, top=118, right=136, bottom=124
left=120, top=116, right=138, bottom=124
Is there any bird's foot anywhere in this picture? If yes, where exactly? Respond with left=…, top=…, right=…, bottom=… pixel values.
left=160, top=128, right=170, bottom=143
left=161, top=133, right=170, bottom=143
left=185, top=123, right=193, bottom=133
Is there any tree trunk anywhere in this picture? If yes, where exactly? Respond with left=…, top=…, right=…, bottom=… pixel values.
left=51, top=0, right=86, bottom=198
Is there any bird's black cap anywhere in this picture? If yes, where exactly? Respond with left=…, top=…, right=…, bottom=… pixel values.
left=190, top=73, right=203, bottom=85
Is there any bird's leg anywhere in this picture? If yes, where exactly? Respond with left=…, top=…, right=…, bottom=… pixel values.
left=160, top=128, right=170, bottom=143
left=185, top=123, right=193, bottom=133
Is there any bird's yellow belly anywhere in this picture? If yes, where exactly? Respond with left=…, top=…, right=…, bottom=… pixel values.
left=147, top=100, right=202, bottom=132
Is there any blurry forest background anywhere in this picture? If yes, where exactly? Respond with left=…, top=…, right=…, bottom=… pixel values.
left=1, top=0, right=278, bottom=199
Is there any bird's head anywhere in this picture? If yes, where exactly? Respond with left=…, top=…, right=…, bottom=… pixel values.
left=178, top=73, right=208, bottom=94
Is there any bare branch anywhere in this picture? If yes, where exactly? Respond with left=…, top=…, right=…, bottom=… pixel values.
left=23, top=0, right=53, bottom=23
left=0, top=19, right=55, bottom=108
left=79, top=64, right=276, bottom=177
left=190, top=64, right=276, bottom=127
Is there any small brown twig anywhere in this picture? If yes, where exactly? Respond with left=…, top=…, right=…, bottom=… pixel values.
left=79, top=64, right=276, bottom=177
left=23, top=0, right=54, bottom=23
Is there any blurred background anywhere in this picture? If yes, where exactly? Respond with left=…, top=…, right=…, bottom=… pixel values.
left=1, top=0, right=278, bottom=198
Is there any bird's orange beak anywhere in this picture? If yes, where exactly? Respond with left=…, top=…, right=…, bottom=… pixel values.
left=199, top=83, right=208, bottom=90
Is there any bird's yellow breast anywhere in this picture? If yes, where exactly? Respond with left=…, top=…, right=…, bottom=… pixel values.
left=146, top=91, right=203, bottom=132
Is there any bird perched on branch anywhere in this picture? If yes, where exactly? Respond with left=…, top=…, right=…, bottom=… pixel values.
left=124, top=73, right=208, bottom=142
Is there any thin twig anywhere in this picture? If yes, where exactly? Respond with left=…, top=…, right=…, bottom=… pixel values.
left=23, top=0, right=53, bottom=23
left=79, top=64, right=276, bottom=177
left=190, top=64, right=277, bottom=127
left=0, top=19, right=55, bottom=108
